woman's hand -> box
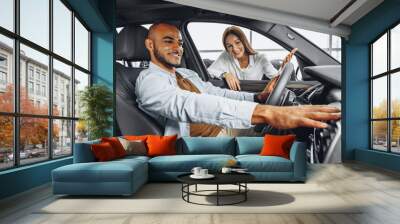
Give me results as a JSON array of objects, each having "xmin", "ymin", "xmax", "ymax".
[
  {"xmin": 223, "ymin": 72, "xmax": 241, "ymax": 91},
  {"xmin": 255, "ymin": 48, "xmax": 298, "ymax": 102},
  {"xmin": 279, "ymin": 48, "xmax": 298, "ymax": 71}
]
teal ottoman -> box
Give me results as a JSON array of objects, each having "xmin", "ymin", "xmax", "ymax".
[{"xmin": 52, "ymin": 156, "xmax": 148, "ymax": 196}]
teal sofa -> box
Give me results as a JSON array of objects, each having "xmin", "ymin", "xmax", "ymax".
[{"xmin": 52, "ymin": 137, "xmax": 306, "ymax": 196}]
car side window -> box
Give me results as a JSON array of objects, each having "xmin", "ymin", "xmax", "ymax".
[{"xmin": 187, "ymin": 22, "xmax": 299, "ymax": 80}]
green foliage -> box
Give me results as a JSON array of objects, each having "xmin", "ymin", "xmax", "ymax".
[{"xmin": 79, "ymin": 84, "xmax": 113, "ymax": 140}]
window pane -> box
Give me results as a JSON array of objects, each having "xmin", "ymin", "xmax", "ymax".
[
  {"xmin": 20, "ymin": 117, "xmax": 49, "ymax": 165},
  {"xmin": 53, "ymin": 119, "xmax": 72, "ymax": 158},
  {"xmin": 0, "ymin": 0, "xmax": 14, "ymax": 31},
  {"xmin": 391, "ymin": 72, "xmax": 400, "ymax": 118},
  {"xmin": 332, "ymin": 35, "xmax": 342, "ymax": 62},
  {"xmin": 391, "ymin": 24, "xmax": 400, "ymax": 70},
  {"xmin": 252, "ymin": 32, "xmax": 283, "ymax": 49},
  {"xmin": 332, "ymin": 35, "xmax": 342, "ymax": 49},
  {"xmin": 53, "ymin": 0, "xmax": 72, "ymax": 60},
  {"xmin": 252, "ymin": 32, "xmax": 299, "ymax": 70},
  {"xmin": 391, "ymin": 120, "xmax": 400, "ymax": 153},
  {"xmin": 372, "ymin": 76, "xmax": 387, "ymax": 119},
  {"xmin": 74, "ymin": 69, "xmax": 89, "ymax": 118},
  {"xmin": 53, "ymin": 59, "xmax": 72, "ymax": 117},
  {"xmin": 332, "ymin": 50, "xmax": 342, "ymax": 63},
  {"xmin": 75, "ymin": 18, "xmax": 89, "ymax": 70},
  {"xmin": 0, "ymin": 116, "xmax": 14, "ymax": 170},
  {"xmin": 372, "ymin": 121, "xmax": 388, "ymax": 151},
  {"xmin": 0, "ymin": 34, "xmax": 14, "ymax": 112},
  {"xmin": 75, "ymin": 120, "xmax": 88, "ymax": 143},
  {"xmin": 20, "ymin": 0, "xmax": 49, "ymax": 49},
  {"xmin": 293, "ymin": 27, "xmax": 342, "ymax": 62},
  {"xmin": 188, "ymin": 22, "xmax": 251, "ymax": 52},
  {"xmin": 372, "ymin": 33, "xmax": 387, "ymax": 76},
  {"xmin": 20, "ymin": 45, "xmax": 49, "ymax": 115}
]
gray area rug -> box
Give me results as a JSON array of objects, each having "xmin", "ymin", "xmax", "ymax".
[{"xmin": 38, "ymin": 183, "xmax": 362, "ymax": 214}]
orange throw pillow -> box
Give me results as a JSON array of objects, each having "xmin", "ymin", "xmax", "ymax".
[
  {"xmin": 91, "ymin": 142, "xmax": 118, "ymax": 161},
  {"xmin": 124, "ymin": 135, "xmax": 148, "ymax": 141},
  {"xmin": 101, "ymin": 137, "xmax": 127, "ymax": 158},
  {"xmin": 259, "ymin": 134, "xmax": 296, "ymax": 159},
  {"xmin": 146, "ymin": 135, "xmax": 177, "ymax": 157}
]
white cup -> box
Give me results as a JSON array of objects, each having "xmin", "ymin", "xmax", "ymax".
[
  {"xmin": 191, "ymin": 167, "xmax": 202, "ymax": 176},
  {"xmin": 221, "ymin": 167, "xmax": 232, "ymax": 174},
  {"xmin": 200, "ymin": 169, "xmax": 208, "ymax": 176}
]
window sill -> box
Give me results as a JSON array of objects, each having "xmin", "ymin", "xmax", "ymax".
[{"xmin": 0, "ymin": 156, "xmax": 72, "ymax": 175}]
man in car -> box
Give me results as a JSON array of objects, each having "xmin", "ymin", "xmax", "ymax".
[{"xmin": 135, "ymin": 22, "xmax": 340, "ymax": 137}]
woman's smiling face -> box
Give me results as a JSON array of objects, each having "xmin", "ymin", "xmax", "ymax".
[{"xmin": 225, "ymin": 34, "xmax": 245, "ymax": 59}]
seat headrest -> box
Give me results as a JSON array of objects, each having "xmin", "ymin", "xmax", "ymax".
[{"xmin": 116, "ymin": 25, "xmax": 150, "ymax": 61}]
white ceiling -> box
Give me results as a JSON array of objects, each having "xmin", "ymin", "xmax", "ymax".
[
  {"xmin": 166, "ymin": 0, "xmax": 384, "ymax": 37},
  {"xmin": 226, "ymin": 0, "xmax": 352, "ymax": 22}
]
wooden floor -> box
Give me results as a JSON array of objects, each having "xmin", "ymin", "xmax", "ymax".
[{"xmin": 1, "ymin": 162, "xmax": 400, "ymax": 224}]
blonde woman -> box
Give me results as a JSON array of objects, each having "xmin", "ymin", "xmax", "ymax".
[{"xmin": 208, "ymin": 26, "xmax": 294, "ymax": 91}]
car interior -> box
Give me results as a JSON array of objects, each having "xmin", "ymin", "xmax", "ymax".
[{"xmin": 115, "ymin": 0, "xmax": 342, "ymax": 163}]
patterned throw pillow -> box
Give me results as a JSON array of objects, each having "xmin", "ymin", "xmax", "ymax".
[{"xmin": 118, "ymin": 137, "xmax": 147, "ymax": 156}]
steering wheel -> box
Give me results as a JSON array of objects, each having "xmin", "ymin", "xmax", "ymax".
[
  {"xmin": 265, "ymin": 63, "xmax": 294, "ymax": 105},
  {"xmin": 254, "ymin": 63, "xmax": 295, "ymax": 134}
]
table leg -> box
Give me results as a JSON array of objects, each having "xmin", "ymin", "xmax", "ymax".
[
  {"xmin": 245, "ymin": 183, "xmax": 247, "ymax": 201},
  {"xmin": 217, "ymin": 184, "xmax": 219, "ymax": 206},
  {"xmin": 195, "ymin": 184, "xmax": 197, "ymax": 192},
  {"xmin": 181, "ymin": 184, "xmax": 183, "ymax": 199},
  {"xmin": 187, "ymin": 184, "xmax": 190, "ymax": 202}
]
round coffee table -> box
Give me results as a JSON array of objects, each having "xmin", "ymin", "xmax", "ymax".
[{"xmin": 177, "ymin": 173, "xmax": 255, "ymax": 206}]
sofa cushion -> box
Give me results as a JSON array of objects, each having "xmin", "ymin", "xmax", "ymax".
[
  {"xmin": 236, "ymin": 155, "xmax": 293, "ymax": 172},
  {"xmin": 179, "ymin": 137, "xmax": 235, "ymax": 155},
  {"xmin": 52, "ymin": 158, "xmax": 147, "ymax": 183},
  {"xmin": 148, "ymin": 154, "xmax": 235, "ymax": 172},
  {"xmin": 115, "ymin": 155, "xmax": 150, "ymax": 163},
  {"xmin": 235, "ymin": 137, "xmax": 263, "ymax": 155}
]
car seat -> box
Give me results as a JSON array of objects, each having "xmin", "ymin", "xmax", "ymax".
[{"xmin": 115, "ymin": 25, "xmax": 163, "ymax": 135}]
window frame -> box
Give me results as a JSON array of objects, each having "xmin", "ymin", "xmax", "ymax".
[
  {"xmin": 370, "ymin": 20, "xmax": 400, "ymax": 154},
  {"xmin": 0, "ymin": 53, "xmax": 7, "ymax": 87},
  {"xmin": 0, "ymin": 0, "xmax": 92, "ymax": 171}
]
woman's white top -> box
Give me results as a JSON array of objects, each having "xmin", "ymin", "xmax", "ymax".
[{"xmin": 207, "ymin": 51, "xmax": 278, "ymax": 80}]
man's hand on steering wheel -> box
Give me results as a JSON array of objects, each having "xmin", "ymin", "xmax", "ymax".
[
  {"xmin": 255, "ymin": 48, "xmax": 298, "ymax": 103},
  {"xmin": 256, "ymin": 75, "xmax": 279, "ymax": 102}
]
